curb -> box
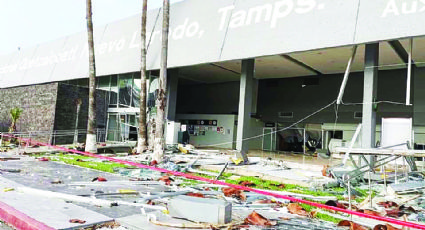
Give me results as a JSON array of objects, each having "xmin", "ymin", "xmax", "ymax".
[{"xmin": 0, "ymin": 201, "xmax": 55, "ymax": 230}]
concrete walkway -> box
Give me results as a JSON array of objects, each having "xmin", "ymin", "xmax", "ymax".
[{"xmin": 0, "ymin": 177, "xmax": 113, "ymax": 230}]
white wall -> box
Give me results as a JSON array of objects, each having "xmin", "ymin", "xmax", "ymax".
[
  {"xmin": 176, "ymin": 114, "xmax": 237, "ymax": 149},
  {"xmin": 247, "ymin": 118, "xmax": 264, "ymax": 150}
]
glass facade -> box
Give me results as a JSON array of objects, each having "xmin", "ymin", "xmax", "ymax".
[
  {"xmin": 61, "ymin": 72, "xmax": 155, "ymax": 142},
  {"xmin": 91, "ymin": 72, "xmax": 156, "ymax": 142}
]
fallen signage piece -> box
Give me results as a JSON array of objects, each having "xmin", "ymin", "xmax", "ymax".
[
  {"xmin": 388, "ymin": 181, "xmax": 425, "ymax": 195},
  {"xmin": 168, "ymin": 195, "xmax": 232, "ymax": 224}
]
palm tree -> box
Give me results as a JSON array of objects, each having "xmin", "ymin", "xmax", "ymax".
[
  {"xmin": 85, "ymin": 0, "xmax": 97, "ymax": 153},
  {"xmin": 137, "ymin": 0, "xmax": 148, "ymax": 153},
  {"xmin": 153, "ymin": 0, "xmax": 170, "ymax": 162},
  {"xmin": 8, "ymin": 107, "xmax": 23, "ymax": 133}
]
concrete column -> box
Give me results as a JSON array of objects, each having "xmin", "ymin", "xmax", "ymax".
[
  {"xmin": 252, "ymin": 79, "xmax": 259, "ymax": 114},
  {"xmin": 362, "ymin": 43, "xmax": 379, "ymax": 150},
  {"xmin": 166, "ymin": 69, "xmax": 179, "ymax": 121},
  {"xmin": 236, "ymin": 59, "xmax": 255, "ymax": 163},
  {"xmin": 413, "ymin": 67, "xmax": 425, "ymax": 126}
]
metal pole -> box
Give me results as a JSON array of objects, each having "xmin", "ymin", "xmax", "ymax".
[
  {"xmin": 395, "ymin": 159, "xmax": 398, "ymax": 184},
  {"xmin": 262, "ymin": 128, "xmax": 264, "ymax": 151},
  {"xmin": 28, "ymin": 131, "xmax": 31, "ymax": 148},
  {"xmin": 368, "ymin": 170, "xmax": 372, "ymax": 208},
  {"xmin": 18, "ymin": 134, "xmax": 21, "ymax": 150},
  {"xmin": 406, "ymin": 38, "xmax": 413, "ymax": 105},
  {"xmin": 271, "ymin": 128, "xmax": 273, "ymax": 152},
  {"xmin": 404, "ymin": 157, "xmax": 408, "ymax": 182},
  {"xmin": 347, "ymin": 175, "xmax": 352, "ymax": 220},
  {"xmin": 382, "ymin": 165, "xmax": 387, "ymax": 195},
  {"xmin": 303, "ymin": 128, "xmax": 306, "ymax": 154},
  {"xmin": 337, "ymin": 45, "xmax": 358, "ymax": 105},
  {"xmin": 343, "ymin": 124, "xmax": 362, "ymax": 165}
]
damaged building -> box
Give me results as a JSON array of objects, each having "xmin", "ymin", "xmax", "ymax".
[{"xmin": 1, "ymin": 0, "xmax": 425, "ymax": 154}]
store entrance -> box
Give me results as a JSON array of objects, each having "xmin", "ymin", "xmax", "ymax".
[{"xmin": 106, "ymin": 112, "xmax": 139, "ymax": 142}]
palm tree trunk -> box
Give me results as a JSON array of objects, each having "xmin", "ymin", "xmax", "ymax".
[
  {"xmin": 137, "ymin": 0, "xmax": 148, "ymax": 153},
  {"xmin": 85, "ymin": 0, "xmax": 97, "ymax": 153},
  {"xmin": 153, "ymin": 0, "xmax": 170, "ymax": 162}
]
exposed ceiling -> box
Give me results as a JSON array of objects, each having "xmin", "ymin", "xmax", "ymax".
[
  {"xmin": 179, "ymin": 37, "xmax": 425, "ymax": 84},
  {"xmin": 401, "ymin": 37, "xmax": 425, "ymax": 68}
]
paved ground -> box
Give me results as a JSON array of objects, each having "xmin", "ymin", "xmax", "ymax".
[{"xmin": 0, "ymin": 150, "xmax": 349, "ymax": 230}]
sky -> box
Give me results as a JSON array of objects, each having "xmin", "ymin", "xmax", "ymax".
[{"xmin": 0, "ymin": 0, "xmax": 183, "ymax": 55}]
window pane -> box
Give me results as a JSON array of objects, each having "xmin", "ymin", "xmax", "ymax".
[
  {"xmin": 132, "ymin": 78, "xmax": 141, "ymax": 107},
  {"xmin": 119, "ymin": 75, "xmax": 132, "ymax": 106},
  {"xmin": 110, "ymin": 75, "xmax": 118, "ymax": 87},
  {"xmin": 109, "ymin": 91, "xmax": 118, "ymax": 107},
  {"xmin": 107, "ymin": 114, "xmax": 118, "ymax": 141},
  {"xmin": 98, "ymin": 76, "xmax": 110, "ymax": 89}
]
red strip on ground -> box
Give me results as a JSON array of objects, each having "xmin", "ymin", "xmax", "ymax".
[
  {"xmin": 0, "ymin": 200, "xmax": 55, "ymax": 230},
  {"xmin": 3, "ymin": 133, "xmax": 425, "ymax": 230}
]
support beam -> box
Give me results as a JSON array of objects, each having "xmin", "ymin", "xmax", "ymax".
[
  {"xmin": 336, "ymin": 45, "xmax": 357, "ymax": 105},
  {"xmin": 236, "ymin": 59, "xmax": 255, "ymax": 163},
  {"xmin": 280, "ymin": 54, "xmax": 322, "ymax": 75},
  {"xmin": 362, "ymin": 43, "xmax": 379, "ymax": 152},
  {"xmin": 210, "ymin": 63, "xmax": 240, "ymax": 75},
  {"xmin": 166, "ymin": 69, "xmax": 179, "ymax": 121},
  {"xmin": 388, "ymin": 40, "xmax": 416, "ymax": 67},
  {"xmin": 406, "ymin": 38, "xmax": 413, "ymax": 106}
]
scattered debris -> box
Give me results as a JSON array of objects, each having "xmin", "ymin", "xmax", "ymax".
[
  {"xmin": 37, "ymin": 157, "xmax": 49, "ymax": 161},
  {"xmin": 239, "ymin": 181, "xmax": 256, "ymax": 187},
  {"xmin": 322, "ymin": 165, "xmax": 330, "ymax": 177},
  {"xmin": 373, "ymin": 224, "xmax": 401, "ymax": 230},
  {"xmin": 337, "ymin": 220, "xmax": 369, "ymax": 230},
  {"xmin": 3, "ymin": 188, "xmax": 14, "ymax": 192},
  {"xmin": 325, "ymin": 200, "xmax": 348, "ymax": 209},
  {"xmin": 222, "ymin": 187, "xmax": 246, "ymax": 201},
  {"xmin": 51, "ymin": 179, "xmax": 63, "ymax": 184},
  {"xmin": 3, "ymin": 140, "xmax": 425, "ymax": 230},
  {"xmin": 244, "ymin": 211, "xmax": 277, "ymax": 226},
  {"xmin": 0, "ymin": 168, "xmax": 21, "ymax": 173},
  {"xmin": 388, "ymin": 181, "xmax": 425, "ymax": 195},
  {"xmin": 118, "ymin": 189, "xmax": 138, "ymax": 194},
  {"xmin": 186, "ymin": 192, "xmax": 205, "ymax": 198},
  {"xmin": 168, "ymin": 195, "xmax": 232, "ymax": 224},
  {"xmin": 92, "ymin": 176, "xmax": 107, "ymax": 182},
  {"xmin": 69, "ymin": 219, "xmax": 86, "ymax": 224},
  {"xmin": 287, "ymin": 203, "xmax": 309, "ymax": 216},
  {"xmin": 0, "ymin": 157, "xmax": 20, "ymax": 161},
  {"xmin": 157, "ymin": 175, "xmax": 173, "ymax": 185}
]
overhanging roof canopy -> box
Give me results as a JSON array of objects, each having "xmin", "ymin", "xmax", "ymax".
[{"xmin": 1, "ymin": 0, "xmax": 425, "ymax": 88}]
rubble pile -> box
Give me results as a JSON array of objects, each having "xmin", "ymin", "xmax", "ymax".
[{"xmin": 1, "ymin": 139, "xmax": 425, "ymax": 229}]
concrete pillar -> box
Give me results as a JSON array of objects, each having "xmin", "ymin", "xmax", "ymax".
[
  {"xmin": 166, "ymin": 69, "xmax": 179, "ymax": 121},
  {"xmin": 252, "ymin": 79, "xmax": 259, "ymax": 114},
  {"xmin": 362, "ymin": 43, "xmax": 379, "ymax": 164},
  {"xmin": 413, "ymin": 68, "xmax": 425, "ymax": 126},
  {"xmin": 236, "ymin": 59, "xmax": 255, "ymax": 163}
]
